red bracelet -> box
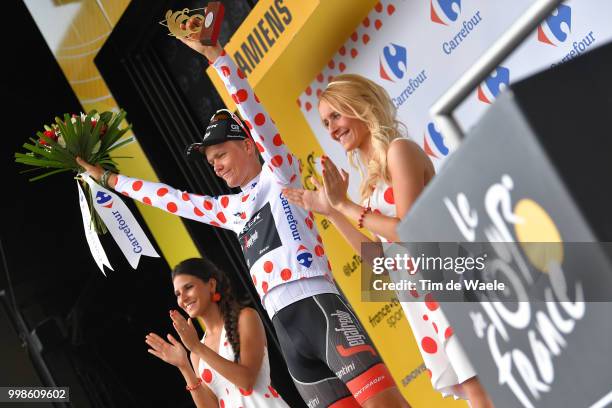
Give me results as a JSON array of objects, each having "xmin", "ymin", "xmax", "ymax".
[
  {"xmin": 358, "ymin": 206, "xmax": 371, "ymax": 229},
  {"xmin": 186, "ymin": 378, "xmax": 203, "ymax": 391}
]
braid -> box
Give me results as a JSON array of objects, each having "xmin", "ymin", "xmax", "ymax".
[
  {"xmin": 172, "ymin": 258, "xmax": 245, "ymax": 362},
  {"xmin": 217, "ymin": 276, "xmax": 243, "ymax": 362}
]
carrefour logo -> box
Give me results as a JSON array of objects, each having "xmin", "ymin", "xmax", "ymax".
[
  {"xmin": 379, "ymin": 43, "xmax": 428, "ymax": 108},
  {"xmin": 477, "ymin": 66, "xmax": 510, "ymax": 105},
  {"xmin": 430, "ymin": 0, "xmax": 461, "ymax": 25},
  {"xmin": 96, "ymin": 191, "xmax": 114, "ymax": 209},
  {"xmin": 539, "ymin": 4, "xmax": 596, "ymax": 68},
  {"xmin": 423, "ymin": 122, "xmax": 449, "ymax": 159},
  {"xmin": 296, "ymin": 244, "xmax": 313, "ymax": 268},
  {"xmin": 538, "ymin": 4, "xmax": 571, "ymax": 46},
  {"xmin": 379, "ymin": 43, "xmax": 407, "ymax": 83}
]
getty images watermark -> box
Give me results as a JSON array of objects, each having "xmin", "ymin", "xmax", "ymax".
[{"xmin": 361, "ymin": 242, "xmax": 608, "ymax": 303}]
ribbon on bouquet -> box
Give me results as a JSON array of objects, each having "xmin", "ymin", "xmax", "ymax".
[{"xmin": 78, "ymin": 174, "xmax": 159, "ymax": 272}]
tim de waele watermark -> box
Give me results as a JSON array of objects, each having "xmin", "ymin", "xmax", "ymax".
[{"xmin": 370, "ymin": 253, "xmax": 506, "ymax": 292}]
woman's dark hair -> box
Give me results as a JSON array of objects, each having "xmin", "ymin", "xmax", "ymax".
[{"xmin": 172, "ymin": 258, "xmax": 244, "ymax": 362}]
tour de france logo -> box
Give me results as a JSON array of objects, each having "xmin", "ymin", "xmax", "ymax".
[{"xmin": 513, "ymin": 198, "xmax": 563, "ymax": 274}]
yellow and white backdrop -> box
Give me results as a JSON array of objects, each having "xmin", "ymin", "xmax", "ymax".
[{"xmin": 23, "ymin": 0, "xmax": 612, "ymax": 406}]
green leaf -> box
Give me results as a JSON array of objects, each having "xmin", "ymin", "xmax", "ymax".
[{"xmin": 105, "ymin": 136, "xmax": 134, "ymax": 154}]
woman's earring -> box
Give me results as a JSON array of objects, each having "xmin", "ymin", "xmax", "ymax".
[{"xmin": 211, "ymin": 292, "xmax": 221, "ymax": 302}]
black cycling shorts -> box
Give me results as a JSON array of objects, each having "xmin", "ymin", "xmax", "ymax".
[{"xmin": 272, "ymin": 293, "xmax": 396, "ymax": 407}]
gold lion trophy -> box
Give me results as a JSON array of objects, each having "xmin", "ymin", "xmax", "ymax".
[{"xmin": 160, "ymin": 2, "xmax": 225, "ymax": 45}]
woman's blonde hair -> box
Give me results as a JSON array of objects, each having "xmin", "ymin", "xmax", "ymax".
[{"xmin": 319, "ymin": 74, "xmax": 405, "ymax": 201}]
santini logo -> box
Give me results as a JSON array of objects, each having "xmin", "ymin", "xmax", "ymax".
[{"xmin": 477, "ymin": 66, "xmax": 510, "ymax": 104}]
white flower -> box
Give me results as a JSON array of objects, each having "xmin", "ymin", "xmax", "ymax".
[{"xmin": 58, "ymin": 135, "xmax": 66, "ymax": 148}]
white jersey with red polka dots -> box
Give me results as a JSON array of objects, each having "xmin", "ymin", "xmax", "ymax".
[
  {"xmin": 368, "ymin": 174, "xmax": 476, "ymax": 399},
  {"xmin": 114, "ymin": 51, "xmax": 331, "ymax": 303},
  {"xmin": 198, "ymin": 326, "xmax": 289, "ymax": 408}
]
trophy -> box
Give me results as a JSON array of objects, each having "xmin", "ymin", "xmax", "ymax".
[{"xmin": 160, "ymin": 2, "xmax": 225, "ymax": 46}]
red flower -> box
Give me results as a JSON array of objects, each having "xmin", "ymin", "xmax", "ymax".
[
  {"xmin": 99, "ymin": 124, "xmax": 108, "ymax": 137},
  {"xmin": 91, "ymin": 120, "xmax": 97, "ymax": 128},
  {"xmin": 40, "ymin": 130, "xmax": 58, "ymax": 145}
]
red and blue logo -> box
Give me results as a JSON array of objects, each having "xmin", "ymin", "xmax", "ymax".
[
  {"xmin": 96, "ymin": 191, "xmax": 114, "ymax": 209},
  {"xmin": 477, "ymin": 66, "xmax": 510, "ymax": 104},
  {"xmin": 423, "ymin": 122, "xmax": 449, "ymax": 159},
  {"xmin": 379, "ymin": 43, "xmax": 407, "ymax": 83},
  {"xmin": 538, "ymin": 4, "xmax": 571, "ymax": 46},
  {"xmin": 296, "ymin": 244, "xmax": 313, "ymax": 268},
  {"xmin": 431, "ymin": 0, "xmax": 461, "ymax": 26}
]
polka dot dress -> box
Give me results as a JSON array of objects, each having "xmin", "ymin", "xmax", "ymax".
[
  {"xmin": 198, "ymin": 326, "xmax": 289, "ymax": 407},
  {"xmin": 368, "ymin": 178, "xmax": 476, "ymax": 399}
]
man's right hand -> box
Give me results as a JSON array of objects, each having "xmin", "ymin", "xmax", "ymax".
[{"xmin": 177, "ymin": 16, "xmax": 223, "ymax": 62}]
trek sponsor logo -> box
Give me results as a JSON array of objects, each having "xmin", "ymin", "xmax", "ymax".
[
  {"xmin": 335, "ymin": 362, "xmax": 356, "ymax": 379},
  {"xmin": 477, "ymin": 66, "xmax": 510, "ymax": 104},
  {"xmin": 423, "ymin": 122, "xmax": 449, "ymax": 159},
  {"xmin": 379, "ymin": 43, "xmax": 427, "ymax": 108},
  {"xmin": 243, "ymin": 230, "xmax": 259, "ymax": 249},
  {"xmin": 238, "ymin": 203, "xmax": 281, "ymax": 268},
  {"xmin": 279, "ymin": 193, "xmax": 300, "ymax": 241},
  {"xmin": 241, "ymin": 212, "xmax": 262, "ymax": 235},
  {"xmin": 111, "ymin": 210, "xmax": 143, "ymax": 253},
  {"xmin": 538, "ymin": 5, "xmax": 597, "ymax": 68},
  {"xmin": 96, "ymin": 191, "xmax": 114, "ymax": 208},
  {"xmin": 332, "ymin": 310, "xmax": 377, "ymax": 358},
  {"xmin": 537, "ymin": 4, "xmax": 571, "ymax": 46}
]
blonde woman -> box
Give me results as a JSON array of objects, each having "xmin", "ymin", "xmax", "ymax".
[{"xmin": 282, "ymin": 74, "xmax": 494, "ymax": 407}]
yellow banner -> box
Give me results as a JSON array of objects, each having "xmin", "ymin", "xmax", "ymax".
[{"xmin": 207, "ymin": 0, "xmax": 319, "ymax": 109}]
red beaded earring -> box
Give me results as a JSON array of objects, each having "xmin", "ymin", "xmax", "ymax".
[{"xmin": 211, "ymin": 292, "xmax": 221, "ymax": 302}]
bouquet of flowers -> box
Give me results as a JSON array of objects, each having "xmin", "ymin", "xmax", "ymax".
[{"xmin": 14, "ymin": 110, "xmax": 133, "ymax": 234}]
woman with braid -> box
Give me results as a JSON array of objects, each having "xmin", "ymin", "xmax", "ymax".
[{"xmin": 145, "ymin": 258, "xmax": 288, "ymax": 408}]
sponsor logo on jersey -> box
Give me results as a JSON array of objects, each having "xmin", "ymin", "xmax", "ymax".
[
  {"xmin": 238, "ymin": 203, "xmax": 281, "ymax": 268},
  {"xmin": 331, "ymin": 309, "xmax": 376, "ymax": 356}
]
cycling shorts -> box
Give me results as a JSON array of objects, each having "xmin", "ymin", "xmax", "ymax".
[{"xmin": 272, "ymin": 293, "xmax": 396, "ymax": 407}]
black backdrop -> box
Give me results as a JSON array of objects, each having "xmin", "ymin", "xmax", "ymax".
[{"xmin": 2, "ymin": 0, "xmax": 303, "ymax": 407}]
